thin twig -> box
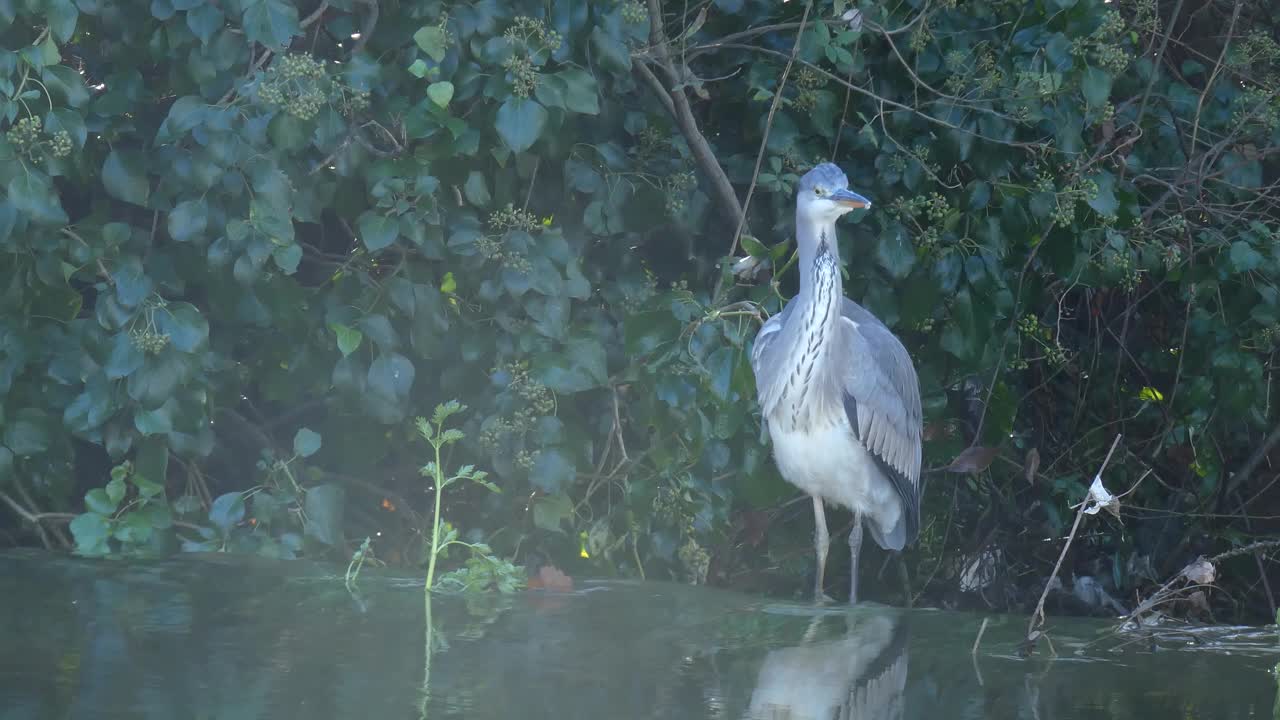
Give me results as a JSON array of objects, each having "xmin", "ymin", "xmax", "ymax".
[
  {"xmin": 611, "ymin": 385, "xmax": 630, "ymax": 461},
  {"xmin": 639, "ymin": 0, "xmax": 747, "ymax": 230},
  {"xmin": 300, "ymin": 0, "xmax": 330, "ymax": 28},
  {"xmin": 1026, "ymin": 434, "xmax": 1122, "ymax": 647},
  {"xmin": 1129, "ymin": 0, "xmax": 1186, "ymax": 138},
  {"xmin": 726, "ymin": 0, "xmax": 813, "ymax": 263},
  {"xmin": 971, "ymin": 617, "xmax": 990, "ymax": 655},
  {"xmin": 1224, "ymin": 422, "xmax": 1280, "ymax": 496}
]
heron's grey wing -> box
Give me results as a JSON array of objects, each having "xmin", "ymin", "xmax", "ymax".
[
  {"xmin": 839, "ymin": 299, "xmax": 923, "ymax": 545},
  {"xmin": 749, "ymin": 300, "xmax": 795, "ymax": 419}
]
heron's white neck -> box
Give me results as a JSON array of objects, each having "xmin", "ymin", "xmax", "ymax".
[{"xmin": 795, "ymin": 213, "xmax": 842, "ymax": 300}]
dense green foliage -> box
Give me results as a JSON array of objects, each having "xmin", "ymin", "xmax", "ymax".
[{"xmin": 1, "ymin": 0, "xmax": 1278, "ymax": 618}]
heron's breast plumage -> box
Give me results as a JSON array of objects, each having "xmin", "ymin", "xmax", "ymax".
[
  {"xmin": 773, "ymin": 239, "xmax": 842, "ymax": 433},
  {"xmin": 759, "ymin": 236, "xmax": 907, "ymax": 547}
]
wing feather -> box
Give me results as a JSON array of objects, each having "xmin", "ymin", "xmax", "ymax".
[
  {"xmin": 838, "ymin": 300, "xmax": 923, "ymax": 545},
  {"xmin": 748, "ymin": 300, "xmax": 795, "ymax": 419}
]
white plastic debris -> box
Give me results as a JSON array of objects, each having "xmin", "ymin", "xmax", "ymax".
[
  {"xmin": 732, "ymin": 254, "xmax": 764, "ymax": 280},
  {"xmin": 1080, "ymin": 474, "xmax": 1121, "ymax": 520},
  {"xmin": 841, "ymin": 8, "xmax": 863, "ymax": 31}
]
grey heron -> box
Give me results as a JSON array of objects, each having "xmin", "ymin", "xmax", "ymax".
[{"xmin": 749, "ymin": 163, "xmax": 923, "ymax": 604}]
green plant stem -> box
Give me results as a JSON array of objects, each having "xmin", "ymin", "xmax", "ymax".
[{"xmin": 425, "ymin": 434, "xmax": 444, "ymax": 593}]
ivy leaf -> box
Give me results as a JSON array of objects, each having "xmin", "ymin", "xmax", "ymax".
[
  {"xmin": 533, "ymin": 493, "xmax": 573, "ymax": 532},
  {"xmin": 156, "ymin": 96, "xmax": 207, "ymax": 144},
  {"xmin": 105, "ymin": 331, "xmax": 145, "ymax": 379},
  {"xmin": 413, "ymin": 26, "xmax": 448, "ymax": 61},
  {"xmin": 46, "ymin": 0, "xmax": 79, "ymax": 43},
  {"xmin": 111, "ymin": 256, "xmax": 152, "ymax": 307},
  {"xmin": 113, "ymin": 511, "xmax": 155, "ymax": 544},
  {"xmin": 358, "ymin": 313, "xmax": 398, "ymax": 351},
  {"xmin": 589, "ymin": 26, "xmax": 631, "ymax": 74},
  {"xmin": 127, "ymin": 352, "xmax": 187, "ymax": 409},
  {"xmin": 186, "ymin": 3, "xmax": 225, "ymax": 43},
  {"xmin": 241, "ymin": 0, "xmax": 299, "ymax": 49},
  {"xmin": 8, "ymin": 172, "xmax": 69, "ymax": 225},
  {"xmin": 740, "ymin": 235, "xmax": 768, "ymax": 258},
  {"xmin": 293, "ymin": 427, "xmax": 322, "ymax": 458},
  {"xmin": 103, "ymin": 150, "xmax": 150, "ymax": 207},
  {"xmin": 106, "ymin": 476, "xmax": 126, "ymax": 505},
  {"xmin": 1081, "ymin": 66, "xmax": 1112, "ymax": 107},
  {"xmin": 85, "ymin": 487, "xmax": 119, "ymax": 515},
  {"xmin": 529, "ymin": 450, "xmax": 575, "ymax": 494},
  {"xmin": 357, "ymin": 210, "xmax": 399, "ymax": 252},
  {"xmin": 495, "ymin": 98, "xmax": 548, "ymax": 154},
  {"xmin": 1086, "ymin": 171, "xmax": 1119, "ymax": 218},
  {"xmin": 331, "ymin": 323, "xmax": 363, "ymax": 357},
  {"xmin": 63, "ymin": 382, "xmax": 112, "ymax": 434},
  {"xmin": 565, "ymin": 259, "xmax": 591, "ymax": 300},
  {"xmin": 533, "ymin": 337, "xmax": 608, "ymax": 394},
  {"xmin": 368, "ymin": 352, "xmax": 416, "ymax": 400},
  {"xmin": 209, "ymin": 491, "xmax": 245, "ymax": 532},
  {"xmin": 706, "ymin": 347, "xmax": 736, "ymax": 404},
  {"xmin": 41, "ymin": 65, "xmax": 88, "ymax": 109},
  {"xmin": 268, "ymin": 112, "xmax": 310, "ymax": 151},
  {"xmin": 155, "ymin": 302, "xmax": 209, "ymax": 352},
  {"xmin": 427, "ymin": 81, "xmax": 454, "ymax": 108},
  {"xmin": 304, "ymin": 483, "xmax": 345, "ymax": 546},
  {"xmin": 134, "ymin": 397, "xmax": 177, "ymax": 435},
  {"xmin": 876, "ymin": 227, "xmax": 916, "ymax": 279},
  {"xmin": 464, "ymin": 171, "xmax": 491, "ymax": 207},
  {"xmin": 939, "ymin": 287, "xmax": 979, "ymax": 361},
  {"xmin": 272, "ymin": 242, "xmax": 302, "ymax": 274},
  {"xmin": 70, "ymin": 513, "xmax": 110, "ymax": 555},
  {"xmin": 1229, "ymin": 241, "xmax": 1262, "ymax": 273},
  {"xmin": 556, "ymin": 68, "xmax": 600, "ymax": 115},
  {"xmin": 167, "ymin": 198, "xmax": 208, "ymax": 242},
  {"xmin": 5, "ymin": 412, "xmax": 51, "ymax": 455}
]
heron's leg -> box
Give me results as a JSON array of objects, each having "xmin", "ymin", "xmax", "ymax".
[
  {"xmin": 812, "ymin": 496, "xmax": 831, "ymax": 603},
  {"xmin": 848, "ymin": 511, "xmax": 864, "ymax": 604}
]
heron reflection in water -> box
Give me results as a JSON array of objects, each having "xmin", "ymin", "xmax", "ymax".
[{"xmin": 746, "ymin": 607, "xmax": 908, "ymax": 720}]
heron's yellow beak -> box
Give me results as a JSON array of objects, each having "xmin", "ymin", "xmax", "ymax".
[{"xmin": 831, "ymin": 188, "xmax": 872, "ymax": 209}]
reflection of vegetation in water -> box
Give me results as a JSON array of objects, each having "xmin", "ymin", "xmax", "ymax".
[
  {"xmin": 420, "ymin": 594, "xmax": 435, "ymax": 720},
  {"xmin": 344, "ymin": 536, "xmax": 375, "ymax": 593},
  {"xmin": 415, "ymin": 400, "xmax": 525, "ymax": 594}
]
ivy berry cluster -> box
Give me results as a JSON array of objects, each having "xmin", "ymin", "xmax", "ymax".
[{"xmin": 7, "ymin": 116, "xmax": 72, "ymax": 163}]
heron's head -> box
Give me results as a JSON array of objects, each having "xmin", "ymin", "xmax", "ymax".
[{"xmin": 796, "ymin": 163, "xmax": 871, "ymax": 224}]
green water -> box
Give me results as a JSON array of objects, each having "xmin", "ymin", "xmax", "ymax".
[{"xmin": 1, "ymin": 550, "xmax": 1276, "ymax": 719}]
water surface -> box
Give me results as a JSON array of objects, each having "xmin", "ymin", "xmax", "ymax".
[{"xmin": 1, "ymin": 550, "xmax": 1276, "ymax": 719}]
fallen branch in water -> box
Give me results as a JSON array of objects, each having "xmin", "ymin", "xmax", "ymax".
[
  {"xmin": 971, "ymin": 616, "xmax": 989, "ymax": 655},
  {"xmin": 1022, "ymin": 434, "xmax": 1123, "ymax": 657},
  {"xmin": 1118, "ymin": 537, "xmax": 1280, "ymax": 630}
]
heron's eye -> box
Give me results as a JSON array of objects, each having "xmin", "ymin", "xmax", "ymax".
[{"xmin": 814, "ymin": 187, "xmax": 825, "ymax": 197}]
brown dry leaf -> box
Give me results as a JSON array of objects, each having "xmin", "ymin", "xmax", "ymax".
[
  {"xmin": 1187, "ymin": 589, "xmax": 1211, "ymax": 614},
  {"xmin": 528, "ymin": 564, "xmax": 574, "ymax": 593},
  {"xmin": 1180, "ymin": 557, "xmax": 1216, "ymax": 586},
  {"xmin": 1025, "ymin": 448, "xmax": 1040, "ymax": 484},
  {"xmin": 946, "ymin": 445, "xmax": 998, "ymax": 474}
]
